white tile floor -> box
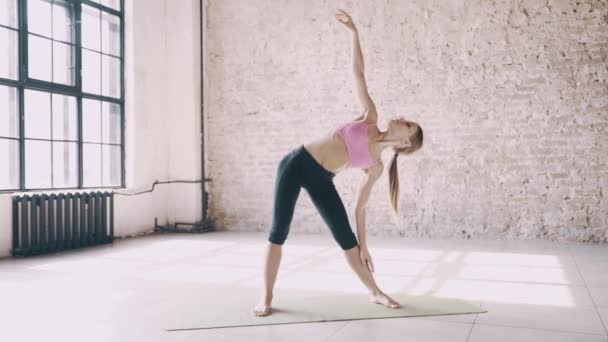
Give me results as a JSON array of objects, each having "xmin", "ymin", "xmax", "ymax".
[{"xmin": 0, "ymin": 231, "xmax": 607, "ymax": 342}]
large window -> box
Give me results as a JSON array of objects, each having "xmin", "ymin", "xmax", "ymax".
[{"xmin": 0, "ymin": 0, "xmax": 124, "ymax": 192}]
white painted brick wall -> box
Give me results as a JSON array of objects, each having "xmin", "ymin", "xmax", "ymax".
[{"xmin": 203, "ymin": 0, "xmax": 608, "ymax": 242}]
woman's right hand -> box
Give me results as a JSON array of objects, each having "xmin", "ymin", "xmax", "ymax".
[{"xmin": 335, "ymin": 9, "xmax": 356, "ymax": 31}]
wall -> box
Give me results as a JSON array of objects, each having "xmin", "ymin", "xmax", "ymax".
[
  {"xmin": 0, "ymin": 0, "xmax": 202, "ymax": 258},
  {"xmin": 119, "ymin": 0, "xmax": 202, "ymax": 235},
  {"xmin": 203, "ymin": 0, "xmax": 608, "ymax": 242}
]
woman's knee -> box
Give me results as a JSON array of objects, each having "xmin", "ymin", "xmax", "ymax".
[
  {"xmin": 268, "ymin": 227, "xmax": 289, "ymax": 245},
  {"xmin": 338, "ymin": 234, "xmax": 359, "ymax": 251}
]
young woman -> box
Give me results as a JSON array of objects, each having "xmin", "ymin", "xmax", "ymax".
[{"xmin": 253, "ymin": 9, "xmax": 424, "ymax": 317}]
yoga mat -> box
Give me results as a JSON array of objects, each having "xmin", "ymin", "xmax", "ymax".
[{"xmin": 164, "ymin": 292, "xmax": 487, "ymax": 331}]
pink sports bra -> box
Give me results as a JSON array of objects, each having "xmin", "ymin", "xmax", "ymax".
[{"xmin": 335, "ymin": 120, "xmax": 378, "ymax": 169}]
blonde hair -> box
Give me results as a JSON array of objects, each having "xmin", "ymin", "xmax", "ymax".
[{"xmin": 388, "ymin": 125, "xmax": 423, "ymax": 221}]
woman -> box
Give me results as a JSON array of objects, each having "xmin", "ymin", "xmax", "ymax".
[{"xmin": 253, "ymin": 9, "xmax": 424, "ymax": 317}]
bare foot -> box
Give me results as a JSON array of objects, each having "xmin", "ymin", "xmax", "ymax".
[
  {"xmin": 370, "ymin": 291, "xmax": 401, "ymax": 309},
  {"xmin": 253, "ymin": 295, "xmax": 273, "ymax": 317}
]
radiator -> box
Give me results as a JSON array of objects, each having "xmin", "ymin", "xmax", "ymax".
[{"xmin": 12, "ymin": 191, "xmax": 114, "ymax": 257}]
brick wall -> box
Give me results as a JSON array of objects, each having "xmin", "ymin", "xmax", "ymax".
[{"xmin": 203, "ymin": 0, "xmax": 608, "ymax": 242}]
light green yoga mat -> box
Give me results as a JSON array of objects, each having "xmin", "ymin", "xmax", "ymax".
[{"xmin": 165, "ymin": 292, "xmax": 487, "ymax": 331}]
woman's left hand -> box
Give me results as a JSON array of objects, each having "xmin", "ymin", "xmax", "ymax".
[{"xmin": 360, "ymin": 247, "xmax": 375, "ymax": 273}]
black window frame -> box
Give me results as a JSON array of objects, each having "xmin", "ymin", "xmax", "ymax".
[{"xmin": 0, "ymin": 0, "xmax": 125, "ymax": 193}]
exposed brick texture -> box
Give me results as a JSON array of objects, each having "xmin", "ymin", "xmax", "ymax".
[{"xmin": 203, "ymin": 0, "xmax": 608, "ymax": 242}]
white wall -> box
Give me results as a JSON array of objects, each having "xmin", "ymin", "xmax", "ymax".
[{"xmin": 0, "ymin": 0, "xmax": 202, "ymax": 258}]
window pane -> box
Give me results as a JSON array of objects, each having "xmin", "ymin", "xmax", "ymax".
[
  {"xmin": 53, "ymin": 41, "xmax": 75, "ymax": 85},
  {"xmin": 0, "ymin": 85, "xmax": 18, "ymax": 138},
  {"xmin": 82, "ymin": 49, "xmax": 101, "ymax": 94},
  {"xmin": 102, "ymin": 55, "xmax": 120, "ymax": 98},
  {"xmin": 87, "ymin": 0, "xmax": 121, "ymax": 9},
  {"xmin": 25, "ymin": 139, "xmax": 52, "ymax": 189},
  {"xmin": 25, "ymin": 89, "xmax": 51, "ymax": 139},
  {"xmin": 28, "ymin": 34, "xmax": 52, "ymax": 82},
  {"xmin": 0, "ymin": 138, "xmax": 19, "ymax": 190},
  {"xmin": 0, "ymin": 27, "xmax": 18, "ymax": 80},
  {"xmin": 27, "ymin": 0, "xmax": 52, "ymax": 38},
  {"xmin": 52, "ymin": 94, "xmax": 77, "ymax": 141},
  {"xmin": 102, "ymin": 102, "xmax": 120, "ymax": 144},
  {"xmin": 102, "ymin": 0, "xmax": 120, "ymax": 11},
  {"xmin": 83, "ymin": 98, "xmax": 101, "ymax": 143},
  {"xmin": 52, "ymin": 141, "xmax": 77, "ymax": 187},
  {"xmin": 52, "ymin": 0, "xmax": 74, "ymax": 43},
  {"xmin": 102, "ymin": 144, "xmax": 120, "ymax": 186},
  {"xmin": 101, "ymin": 12, "xmax": 120, "ymax": 56},
  {"xmin": 83, "ymin": 143, "xmax": 101, "ymax": 187},
  {"xmin": 0, "ymin": 0, "xmax": 18, "ymax": 28},
  {"xmin": 81, "ymin": 5, "xmax": 100, "ymax": 51}
]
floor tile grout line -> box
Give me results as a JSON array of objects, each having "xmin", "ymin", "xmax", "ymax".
[
  {"xmin": 258, "ymin": 268, "xmax": 591, "ymax": 288},
  {"xmin": 320, "ymin": 316, "xmax": 477, "ymax": 342},
  {"xmin": 472, "ymin": 321, "xmax": 608, "ymax": 337},
  {"xmin": 226, "ymin": 247, "xmax": 342, "ymax": 287},
  {"xmin": 321, "ymin": 320, "xmax": 350, "ymax": 342},
  {"xmin": 566, "ymin": 244, "xmax": 608, "ymax": 336},
  {"xmin": 465, "ymin": 321, "xmax": 475, "ymax": 342},
  {"xmin": 465, "ymin": 312, "xmax": 480, "ymax": 342}
]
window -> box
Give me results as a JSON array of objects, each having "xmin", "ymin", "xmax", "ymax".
[{"xmin": 0, "ymin": 0, "xmax": 124, "ymax": 191}]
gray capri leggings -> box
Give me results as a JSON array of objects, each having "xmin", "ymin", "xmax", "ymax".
[{"xmin": 268, "ymin": 145, "xmax": 359, "ymax": 250}]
